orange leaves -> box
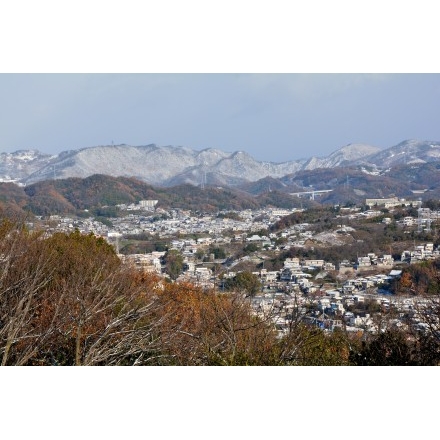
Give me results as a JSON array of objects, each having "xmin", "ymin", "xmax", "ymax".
[
  {"xmin": 400, "ymin": 272, "xmax": 413, "ymax": 289},
  {"xmin": 0, "ymin": 223, "xmax": 162, "ymax": 365},
  {"xmin": 150, "ymin": 281, "xmax": 280, "ymax": 365}
]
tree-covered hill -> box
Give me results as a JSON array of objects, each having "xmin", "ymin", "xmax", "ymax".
[{"xmin": 1, "ymin": 175, "xmax": 299, "ymax": 217}]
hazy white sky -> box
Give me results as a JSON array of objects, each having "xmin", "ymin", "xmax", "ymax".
[
  {"xmin": 1, "ymin": 2, "xmax": 439, "ymax": 163},
  {"xmin": 1, "ymin": 73, "xmax": 439, "ymax": 162}
]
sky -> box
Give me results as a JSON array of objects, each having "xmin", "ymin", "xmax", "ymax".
[
  {"xmin": 2, "ymin": 73, "xmax": 439, "ymax": 162},
  {"xmin": 1, "ymin": 2, "xmax": 440, "ymax": 164}
]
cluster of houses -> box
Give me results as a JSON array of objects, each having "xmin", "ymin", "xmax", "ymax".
[
  {"xmin": 116, "ymin": 200, "xmax": 158, "ymax": 211},
  {"xmin": 104, "ymin": 207, "xmax": 299, "ymax": 239},
  {"xmin": 401, "ymin": 243, "xmax": 439, "ymax": 263},
  {"xmin": 252, "ymin": 277, "xmax": 438, "ymax": 337},
  {"xmin": 31, "ymin": 198, "xmax": 440, "ymax": 337},
  {"xmin": 116, "ymin": 241, "xmax": 440, "ymax": 337},
  {"xmin": 365, "ymin": 197, "xmax": 422, "ymax": 209}
]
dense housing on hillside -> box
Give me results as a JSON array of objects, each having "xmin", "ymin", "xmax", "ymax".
[{"xmin": 27, "ymin": 195, "xmax": 439, "ymax": 351}]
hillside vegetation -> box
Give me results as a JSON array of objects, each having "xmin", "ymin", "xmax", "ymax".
[
  {"xmin": 0, "ymin": 175, "xmax": 307, "ymax": 217},
  {"xmin": 1, "ymin": 156, "xmax": 440, "ymax": 217}
]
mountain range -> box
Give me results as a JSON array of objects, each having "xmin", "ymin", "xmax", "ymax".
[{"xmin": 2, "ymin": 139, "xmax": 440, "ymax": 188}]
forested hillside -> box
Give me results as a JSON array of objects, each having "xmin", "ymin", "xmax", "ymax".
[
  {"xmin": 2, "ymin": 157, "xmax": 440, "ymax": 217},
  {"xmin": 0, "ymin": 175, "xmax": 309, "ymax": 217}
]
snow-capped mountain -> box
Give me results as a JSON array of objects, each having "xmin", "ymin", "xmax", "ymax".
[
  {"xmin": 0, "ymin": 150, "xmax": 54, "ymax": 184},
  {"xmin": 366, "ymin": 140, "xmax": 440, "ymax": 167},
  {"xmin": 23, "ymin": 144, "xmax": 310, "ymax": 186},
  {"xmin": 300, "ymin": 143, "xmax": 381, "ymax": 171},
  {"xmin": 1, "ymin": 139, "xmax": 439, "ymax": 187}
]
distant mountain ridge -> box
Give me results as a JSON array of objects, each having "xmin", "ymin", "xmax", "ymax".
[{"xmin": 1, "ymin": 139, "xmax": 439, "ymax": 187}]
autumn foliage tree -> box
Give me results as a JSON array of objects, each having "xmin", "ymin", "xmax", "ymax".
[
  {"xmin": 151, "ymin": 281, "xmax": 281, "ymax": 365},
  {"xmin": 0, "ymin": 219, "xmax": 57, "ymax": 365},
  {"xmin": 0, "ymin": 221, "xmax": 163, "ymax": 365}
]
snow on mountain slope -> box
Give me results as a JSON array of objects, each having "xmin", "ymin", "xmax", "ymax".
[
  {"xmin": 3, "ymin": 139, "xmax": 438, "ymax": 187},
  {"xmin": 0, "ymin": 150, "xmax": 54, "ymax": 183},
  {"xmin": 367, "ymin": 140, "xmax": 440, "ymax": 167},
  {"xmin": 25, "ymin": 144, "xmax": 307, "ymax": 186}
]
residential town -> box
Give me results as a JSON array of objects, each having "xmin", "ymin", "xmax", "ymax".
[{"xmin": 31, "ymin": 197, "xmax": 440, "ymax": 340}]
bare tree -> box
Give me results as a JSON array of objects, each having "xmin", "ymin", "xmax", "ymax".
[
  {"xmin": 0, "ymin": 220, "xmax": 61, "ymax": 365},
  {"xmin": 0, "ymin": 223, "xmax": 166, "ymax": 366}
]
